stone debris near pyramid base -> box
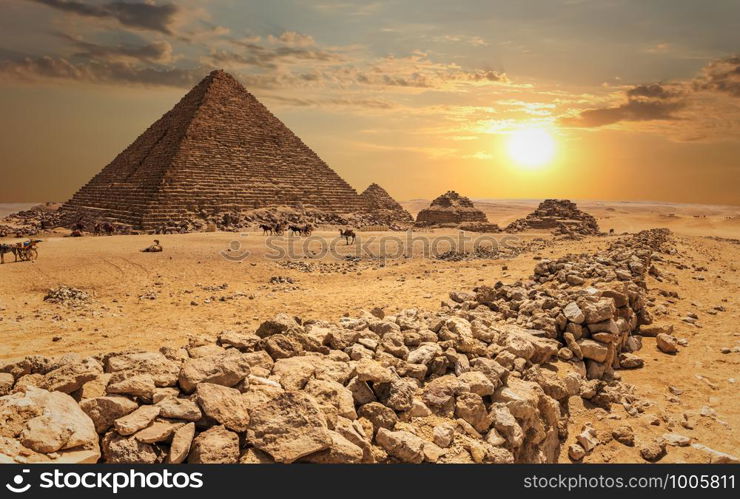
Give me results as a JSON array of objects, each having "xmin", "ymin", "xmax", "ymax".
[
  {"xmin": 0, "ymin": 228, "xmax": 701, "ymax": 464},
  {"xmin": 505, "ymin": 199, "xmax": 600, "ymax": 238},
  {"xmin": 56, "ymin": 70, "xmax": 408, "ymax": 232}
]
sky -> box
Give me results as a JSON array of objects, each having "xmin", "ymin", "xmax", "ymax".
[{"xmin": 0, "ymin": 0, "xmax": 738, "ymax": 205}]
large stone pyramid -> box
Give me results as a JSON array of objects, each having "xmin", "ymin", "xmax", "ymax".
[{"xmin": 61, "ymin": 70, "xmax": 368, "ymax": 229}]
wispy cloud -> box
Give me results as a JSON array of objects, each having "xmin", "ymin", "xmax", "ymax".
[
  {"xmin": 560, "ymin": 56, "xmax": 740, "ymax": 139},
  {"xmin": 28, "ymin": 0, "xmax": 181, "ymax": 35}
]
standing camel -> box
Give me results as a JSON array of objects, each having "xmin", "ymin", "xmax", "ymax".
[{"xmin": 339, "ymin": 228, "xmax": 356, "ymax": 245}]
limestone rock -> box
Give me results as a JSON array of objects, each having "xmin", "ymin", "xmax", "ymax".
[
  {"xmin": 106, "ymin": 352, "xmax": 179, "ymax": 387},
  {"xmin": 168, "ymin": 422, "xmax": 195, "ymax": 464},
  {"xmin": 41, "ymin": 357, "xmax": 103, "ymax": 394},
  {"xmin": 656, "ymin": 333, "xmax": 679, "ymax": 354},
  {"xmin": 640, "ymin": 439, "xmax": 667, "ymax": 462},
  {"xmin": 302, "ymin": 430, "xmax": 364, "ymax": 464},
  {"xmin": 178, "ymin": 351, "xmax": 251, "ymax": 393},
  {"xmin": 0, "ymin": 386, "xmax": 100, "ymax": 463},
  {"xmin": 246, "ymin": 391, "xmax": 332, "ymax": 463},
  {"xmin": 113, "ymin": 405, "xmax": 160, "ymax": 436},
  {"xmin": 102, "ymin": 432, "xmax": 158, "ymax": 464},
  {"xmin": 188, "ymin": 425, "xmax": 239, "ymax": 464},
  {"xmin": 195, "ymin": 383, "xmax": 250, "ymax": 432},
  {"xmin": 79, "ymin": 396, "xmax": 139, "ymax": 433},
  {"xmin": 375, "ymin": 428, "xmax": 425, "ymax": 463}
]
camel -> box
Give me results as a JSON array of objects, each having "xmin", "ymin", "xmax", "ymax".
[
  {"xmin": 339, "ymin": 228, "xmax": 356, "ymax": 245},
  {"xmin": 141, "ymin": 239, "xmax": 163, "ymax": 253}
]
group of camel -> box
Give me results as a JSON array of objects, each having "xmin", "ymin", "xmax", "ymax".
[
  {"xmin": 259, "ymin": 223, "xmax": 357, "ymax": 244},
  {"xmin": 0, "ymin": 239, "xmax": 41, "ymax": 264},
  {"xmin": 70, "ymin": 220, "xmax": 116, "ymax": 237},
  {"xmin": 259, "ymin": 222, "xmax": 314, "ymax": 237}
]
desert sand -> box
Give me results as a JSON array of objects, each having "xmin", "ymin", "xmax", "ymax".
[{"xmin": 1, "ymin": 199, "xmax": 739, "ymax": 463}]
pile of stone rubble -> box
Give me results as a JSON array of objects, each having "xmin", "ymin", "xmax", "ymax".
[
  {"xmin": 1, "ymin": 203, "xmax": 63, "ymax": 237},
  {"xmin": 0, "ymin": 229, "xmax": 678, "ymax": 465},
  {"xmin": 505, "ymin": 199, "xmax": 600, "ymax": 237},
  {"xmin": 43, "ymin": 286, "xmax": 92, "ymax": 307},
  {"xmin": 465, "ymin": 229, "xmax": 675, "ymax": 380}
]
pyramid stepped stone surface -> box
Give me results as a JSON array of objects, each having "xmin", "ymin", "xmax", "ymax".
[
  {"xmin": 505, "ymin": 199, "xmax": 600, "ymax": 235},
  {"xmin": 61, "ymin": 70, "xmax": 369, "ymax": 229},
  {"xmin": 415, "ymin": 191, "xmax": 488, "ymax": 225},
  {"xmin": 359, "ymin": 183, "xmax": 413, "ymax": 223}
]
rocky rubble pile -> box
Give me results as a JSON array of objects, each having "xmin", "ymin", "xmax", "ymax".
[
  {"xmin": 43, "ymin": 286, "xmax": 92, "ymax": 307},
  {"xmin": 505, "ymin": 199, "xmax": 600, "ymax": 237},
  {"xmin": 143, "ymin": 206, "xmax": 413, "ymax": 235},
  {"xmin": 1, "ymin": 303, "xmax": 602, "ymax": 464},
  {"xmin": 461, "ymin": 229, "xmax": 674, "ymax": 381},
  {"xmin": 1, "ymin": 203, "xmax": 63, "ymax": 236},
  {"xmin": 416, "ymin": 191, "xmax": 488, "ymax": 226}
]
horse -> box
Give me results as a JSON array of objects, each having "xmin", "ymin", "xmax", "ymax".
[
  {"xmin": 259, "ymin": 224, "xmax": 273, "ymax": 235},
  {"xmin": 289, "ymin": 224, "xmax": 303, "ymax": 236},
  {"xmin": 273, "ymin": 222, "xmax": 286, "ymax": 236},
  {"xmin": 301, "ymin": 224, "xmax": 313, "ymax": 236},
  {"xmin": 101, "ymin": 222, "xmax": 115, "ymax": 236},
  {"xmin": 339, "ymin": 228, "xmax": 356, "ymax": 245}
]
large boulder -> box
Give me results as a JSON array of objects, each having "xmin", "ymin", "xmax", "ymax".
[
  {"xmin": 178, "ymin": 351, "xmax": 251, "ymax": 393},
  {"xmin": 195, "ymin": 383, "xmax": 250, "ymax": 432},
  {"xmin": 105, "ymin": 352, "xmax": 180, "ymax": 387},
  {"xmin": 246, "ymin": 391, "xmax": 332, "ymax": 463},
  {"xmin": 188, "ymin": 425, "xmax": 240, "ymax": 464},
  {"xmin": 79, "ymin": 396, "xmax": 139, "ymax": 433},
  {"xmin": 0, "ymin": 386, "xmax": 100, "ymax": 463}
]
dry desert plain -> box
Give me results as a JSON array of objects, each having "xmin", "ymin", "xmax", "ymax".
[{"xmin": 1, "ymin": 199, "xmax": 739, "ymax": 463}]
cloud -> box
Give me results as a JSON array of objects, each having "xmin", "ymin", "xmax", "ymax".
[
  {"xmin": 626, "ymin": 83, "xmax": 677, "ymax": 100},
  {"xmin": 559, "ymin": 56, "xmax": 740, "ymax": 140},
  {"xmin": 694, "ymin": 55, "xmax": 740, "ymax": 97},
  {"xmin": 58, "ymin": 33, "xmax": 175, "ymax": 64},
  {"xmin": 28, "ymin": 0, "xmax": 180, "ymax": 35},
  {"xmin": 0, "ymin": 55, "xmax": 206, "ymax": 87},
  {"xmin": 562, "ymin": 79, "xmax": 687, "ymax": 127},
  {"xmin": 266, "ymin": 94, "xmax": 396, "ymax": 110},
  {"xmin": 562, "ymin": 98, "xmax": 685, "ymax": 127}
]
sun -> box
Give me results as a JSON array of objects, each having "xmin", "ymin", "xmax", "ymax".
[{"xmin": 506, "ymin": 127, "xmax": 556, "ymax": 168}]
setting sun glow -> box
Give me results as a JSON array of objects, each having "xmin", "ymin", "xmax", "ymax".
[{"xmin": 506, "ymin": 128, "xmax": 556, "ymax": 169}]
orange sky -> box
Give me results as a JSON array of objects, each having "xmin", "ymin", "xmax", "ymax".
[{"xmin": 0, "ymin": 0, "xmax": 738, "ymax": 205}]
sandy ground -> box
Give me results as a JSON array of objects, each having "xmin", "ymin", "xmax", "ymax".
[{"xmin": 1, "ymin": 200, "xmax": 739, "ymax": 463}]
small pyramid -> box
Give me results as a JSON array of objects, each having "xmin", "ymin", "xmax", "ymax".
[
  {"xmin": 416, "ymin": 191, "xmax": 488, "ymax": 225},
  {"xmin": 61, "ymin": 70, "xmax": 367, "ymax": 229},
  {"xmin": 505, "ymin": 199, "xmax": 599, "ymax": 235},
  {"xmin": 359, "ymin": 183, "xmax": 413, "ymax": 222}
]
